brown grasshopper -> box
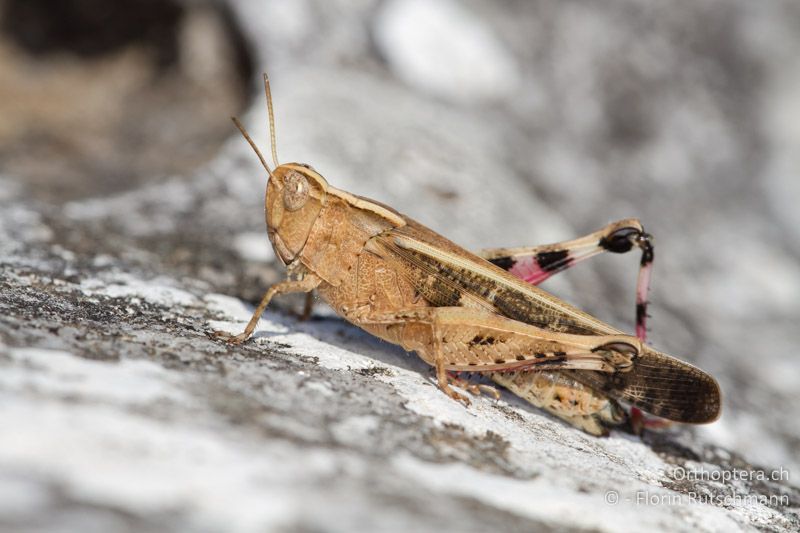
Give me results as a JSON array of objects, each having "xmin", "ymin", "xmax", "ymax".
[{"xmin": 213, "ymin": 74, "xmax": 721, "ymax": 436}]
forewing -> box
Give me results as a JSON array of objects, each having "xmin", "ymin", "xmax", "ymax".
[
  {"xmin": 365, "ymin": 228, "xmax": 612, "ymax": 335},
  {"xmin": 563, "ymin": 346, "xmax": 721, "ymax": 423}
]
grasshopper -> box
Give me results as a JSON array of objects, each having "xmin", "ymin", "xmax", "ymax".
[{"xmin": 214, "ymin": 74, "xmax": 721, "ymax": 436}]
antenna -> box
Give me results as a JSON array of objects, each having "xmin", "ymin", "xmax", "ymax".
[
  {"xmin": 263, "ymin": 73, "xmax": 280, "ymax": 169},
  {"xmin": 231, "ymin": 117, "xmax": 275, "ymax": 180}
]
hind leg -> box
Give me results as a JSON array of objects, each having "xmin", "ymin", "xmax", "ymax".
[
  {"xmin": 479, "ymin": 219, "xmax": 670, "ymax": 433},
  {"xmin": 478, "ymin": 218, "xmax": 654, "ymax": 342}
]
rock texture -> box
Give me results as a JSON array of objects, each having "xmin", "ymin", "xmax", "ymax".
[{"xmin": 2, "ymin": 0, "xmax": 800, "ymax": 532}]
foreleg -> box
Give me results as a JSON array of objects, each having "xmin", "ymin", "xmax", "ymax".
[{"xmin": 212, "ymin": 274, "xmax": 321, "ymax": 344}]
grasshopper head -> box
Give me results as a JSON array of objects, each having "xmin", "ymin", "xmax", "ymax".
[
  {"xmin": 234, "ymin": 74, "xmax": 331, "ymax": 264},
  {"xmin": 265, "ymin": 163, "xmax": 329, "ymax": 264}
]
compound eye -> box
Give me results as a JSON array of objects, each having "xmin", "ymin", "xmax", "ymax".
[{"xmin": 283, "ymin": 171, "xmax": 309, "ymax": 211}]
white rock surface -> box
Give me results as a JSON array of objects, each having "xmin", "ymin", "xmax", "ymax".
[
  {"xmin": 374, "ymin": 0, "xmax": 520, "ymax": 102},
  {"xmin": 2, "ymin": 1, "xmax": 800, "ymax": 532}
]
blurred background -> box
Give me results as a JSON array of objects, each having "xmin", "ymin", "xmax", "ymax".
[{"xmin": 2, "ymin": 0, "xmax": 799, "ymax": 477}]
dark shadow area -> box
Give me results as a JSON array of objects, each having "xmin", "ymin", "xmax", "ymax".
[
  {"xmin": 2, "ymin": 0, "xmax": 182, "ymax": 64},
  {"xmin": 0, "ymin": 0, "xmax": 253, "ymax": 202}
]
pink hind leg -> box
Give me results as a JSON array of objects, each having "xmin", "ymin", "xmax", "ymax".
[
  {"xmin": 479, "ymin": 218, "xmax": 654, "ymax": 342},
  {"xmin": 479, "ymin": 219, "xmax": 668, "ymax": 432}
]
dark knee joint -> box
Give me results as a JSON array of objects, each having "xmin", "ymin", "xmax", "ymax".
[{"xmin": 599, "ymin": 226, "xmax": 654, "ymax": 265}]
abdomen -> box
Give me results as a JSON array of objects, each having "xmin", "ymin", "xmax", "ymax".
[{"xmin": 491, "ymin": 371, "xmax": 625, "ymax": 435}]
